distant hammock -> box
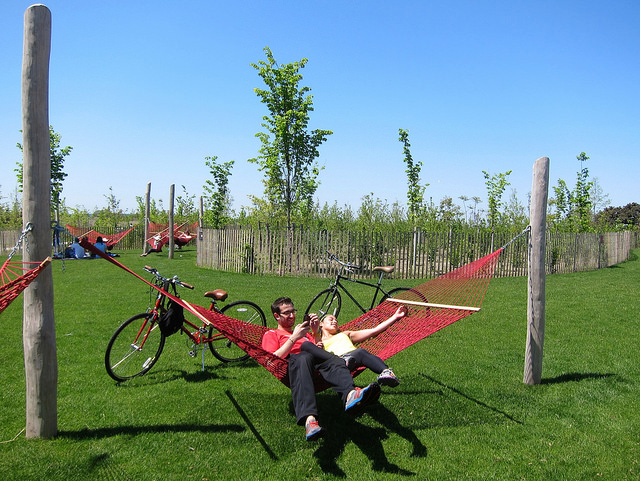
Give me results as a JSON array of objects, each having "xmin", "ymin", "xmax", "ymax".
[
  {"xmin": 81, "ymin": 237, "xmax": 504, "ymax": 391},
  {"xmin": 146, "ymin": 222, "xmax": 197, "ymax": 250},
  {"xmin": 65, "ymin": 224, "xmax": 135, "ymax": 249}
]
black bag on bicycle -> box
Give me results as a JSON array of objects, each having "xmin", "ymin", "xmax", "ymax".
[{"xmin": 158, "ymin": 300, "xmax": 184, "ymax": 337}]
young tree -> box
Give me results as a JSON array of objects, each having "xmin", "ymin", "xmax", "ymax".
[
  {"xmin": 482, "ymin": 170, "xmax": 512, "ymax": 230},
  {"xmin": 95, "ymin": 186, "xmax": 124, "ymax": 231},
  {"xmin": 202, "ymin": 156, "xmax": 234, "ymax": 228},
  {"xmin": 573, "ymin": 152, "xmax": 593, "ymax": 232},
  {"xmin": 175, "ymin": 185, "xmax": 198, "ymax": 224},
  {"xmin": 16, "ymin": 126, "xmax": 72, "ymax": 219},
  {"xmin": 249, "ymin": 46, "xmax": 332, "ymax": 227},
  {"xmin": 549, "ymin": 153, "xmax": 595, "ymax": 232},
  {"xmin": 398, "ymin": 128, "xmax": 427, "ymax": 226}
]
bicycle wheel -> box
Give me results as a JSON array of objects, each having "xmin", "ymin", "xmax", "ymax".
[
  {"xmin": 209, "ymin": 301, "xmax": 267, "ymax": 362},
  {"xmin": 305, "ymin": 288, "xmax": 342, "ymax": 319},
  {"xmin": 380, "ymin": 287, "xmax": 428, "ymax": 306},
  {"xmin": 105, "ymin": 312, "xmax": 166, "ymax": 382}
]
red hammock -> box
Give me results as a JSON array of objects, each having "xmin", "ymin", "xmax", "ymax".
[
  {"xmin": 146, "ymin": 222, "xmax": 197, "ymax": 250},
  {"xmin": 80, "ymin": 238, "xmax": 503, "ymax": 390},
  {"xmin": 0, "ymin": 256, "xmax": 52, "ymax": 314},
  {"xmin": 65, "ymin": 225, "xmax": 135, "ymax": 249}
]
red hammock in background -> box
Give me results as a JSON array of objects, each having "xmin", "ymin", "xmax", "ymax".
[
  {"xmin": 81, "ymin": 237, "xmax": 503, "ymax": 390},
  {"xmin": 65, "ymin": 224, "xmax": 135, "ymax": 249},
  {"xmin": 146, "ymin": 222, "xmax": 197, "ymax": 250}
]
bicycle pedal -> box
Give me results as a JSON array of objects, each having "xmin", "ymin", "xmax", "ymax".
[{"xmin": 188, "ymin": 351, "xmax": 196, "ymax": 357}]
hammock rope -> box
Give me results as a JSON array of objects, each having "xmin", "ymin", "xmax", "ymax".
[
  {"xmin": 1, "ymin": 224, "xmax": 52, "ymax": 314},
  {"xmin": 81, "ymin": 236, "xmax": 508, "ymax": 390}
]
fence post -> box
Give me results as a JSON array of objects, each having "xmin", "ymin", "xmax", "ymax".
[
  {"xmin": 524, "ymin": 157, "xmax": 549, "ymax": 385},
  {"xmin": 143, "ymin": 182, "xmax": 151, "ymax": 254},
  {"xmin": 168, "ymin": 184, "xmax": 175, "ymax": 259},
  {"xmin": 21, "ymin": 4, "xmax": 57, "ymax": 438}
]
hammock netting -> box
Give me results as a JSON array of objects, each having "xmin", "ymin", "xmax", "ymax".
[
  {"xmin": 0, "ymin": 257, "xmax": 52, "ymax": 314},
  {"xmin": 65, "ymin": 224, "xmax": 135, "ymax": 249},
  {"xmin": 81, "ymin": 238, "xmax": 503, "ymax": 390}
]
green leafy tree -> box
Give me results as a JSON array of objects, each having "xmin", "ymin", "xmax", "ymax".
[
  {"xmin": 175, "ymin": 185, "xmax": 198, "ymax": 224},
  {"xmin": 16, "ymin": 126, "xmax": 73, "ymax": 219},
  {"xmin": 573, "ymin": 152, "xmax": 593, "ymax": 232},
  {"xmin": 549, "ymin": 153, "xmax": 595, "ymax": 232},
  {"xmin": 202, "ymin": 156, "xmax": 234, "ymax": 228},
  {"xmin": 482, "ymin": 170, "xmax": 512, "ymax": 230},
  {"xmin": 95, "ymin": 186, "xmax": 124, "ymax": 231},
  {"xmin": 249, "ymin": 46, "xmax": 332, "ymax": 227},
  {"xmin": 136, "ymin": 196, "xmax": 167, "ymax": 224},
  {"xmin": 398, "ymin": 128, "xmax": 427, "ymax": 226}
]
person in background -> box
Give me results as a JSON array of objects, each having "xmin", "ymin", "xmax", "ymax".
[
  {"xmin": 69, "ymin": 237, "xmax": 85, "ymax": 259},
  {"xmin": 94, "ymin": 236, "xmax": 108, "ymax": 254}
]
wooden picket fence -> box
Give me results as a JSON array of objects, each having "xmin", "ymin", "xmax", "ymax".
[
  {"xmin": 196, "ymin": 226, "xmax": 637, "ymax": 279},
  {"xmin": 1, "ymin": 225, "xmax": 636, "ymax": 280}
]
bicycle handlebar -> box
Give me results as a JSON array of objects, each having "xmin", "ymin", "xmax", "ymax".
[
  {"xmin": 327, "ymin": 251, "xmax": 360, "ymax": 270},
  {"xmin": 143, "ymin": 265, "xmax": 194, "ymax": 290}
]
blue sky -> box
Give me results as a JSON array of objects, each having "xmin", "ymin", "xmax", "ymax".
[{"xmin": 1, "ymin": 1, "xmax": 638, "ymax": 216}]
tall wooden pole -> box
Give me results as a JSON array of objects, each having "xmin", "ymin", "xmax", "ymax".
[
  {"xmin": 168, "ymin": 184, "xmax": 175, "ymax": 259},
  {"xmin": 523, "ymin": 156, "xmax": 549, "ymax": 385},
  {"xmin": 22, "ymin": 4, "xmax": 57, "ymax": 438},
  {"xmin": 143, "ymin": 182, "xmax": 151, "ymax": 255}
]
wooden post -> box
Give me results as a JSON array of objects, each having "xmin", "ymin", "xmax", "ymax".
[
  {"xmin": 523, "ymin": 156, "xmax": 549, "ymax": 385},
  {"xmin": 168, "ymin": 184, "xmax": 175, "ymax": 259},
  {"xmin": 21, "ymin": 4, "xmax": 57, "ymax": 438},
  {"xmin": 143, "ymin": 182, "xmax": 151, "ymax": 255}
]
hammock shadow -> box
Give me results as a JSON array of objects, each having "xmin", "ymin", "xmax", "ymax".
[
  {"xmin": 313, "ymin": 401, "xmax": 427, "ymax": 477},
  {"xmin": 57, "ymin": 422, "xmax": 244, "ymax": 440},
  {"xmin": 540, "ymin": 372, "xmax": 617, "ymax": 385}
]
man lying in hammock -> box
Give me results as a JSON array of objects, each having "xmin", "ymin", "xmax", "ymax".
[
  {"xmin": 317, "ymin": 305, "xmax": 408, "ymax": 388},
  {"xmin": 261, "ymin": 297, "xmax": 382, "ymax": 442}
]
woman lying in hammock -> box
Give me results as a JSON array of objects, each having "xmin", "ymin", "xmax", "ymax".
[{"xmin": 316, "ymin": 305, "xmax": 408, "ymax": 388}]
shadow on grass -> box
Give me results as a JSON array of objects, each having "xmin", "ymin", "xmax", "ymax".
[
  {"xmin": 540, "ymin": 372, "xmax": 617, "ymax": 385},
  {"xmin": 110, "ymin": 362, "xmax": 262, "ymax": 386},
  {"xmin": 58, "ymin": 422, "xmax": 244, "ymax": 440},
  {"xmin": 419, "ymin": 373, "xmax": 523, "ymax": 426},
  {"xmin": 313, "ymin": 402, "xmax": 426, "ymax": 477}
]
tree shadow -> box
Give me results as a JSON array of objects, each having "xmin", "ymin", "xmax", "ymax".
[
  {"xmin": 57, "ymin": 422, "xmax": 244, "ymax": 440},
  {"xmin": 540, "ymin": 372, "xmax": 617, "ymax": 385}
]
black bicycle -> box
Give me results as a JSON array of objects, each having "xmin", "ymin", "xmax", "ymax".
[{"xmin": 305, "ymin": 251, "xmax": 413, "ymax": 319}]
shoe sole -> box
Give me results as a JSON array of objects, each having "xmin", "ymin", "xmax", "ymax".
[
  {"xmin": 306, "ymin": 428, "xmax": 324, "ymax": 442},
  {"xmin": 345, "ymin": 383, "xmax": 381, "ymax": 416},
  {"xmin": 378, "ymin": 377, "xmax": 400, "ymax": 388}
]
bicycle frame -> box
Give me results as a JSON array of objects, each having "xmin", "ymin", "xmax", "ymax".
[{"xmin": 328, "ymin": 257, "xmax": 395, "ymax": 314}]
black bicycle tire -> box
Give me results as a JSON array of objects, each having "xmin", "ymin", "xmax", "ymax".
[
  {"xmin": 105, "ymin": 312, "xmax": 166, "ymax": 382},
  {"xmin": 208, "ymin": 300, "xmax": 267, "ymax": 362},
  {"xmin": 379, "ymin": 287, "xmax": 428, "ymax": 306},
  {"xmin": 305, "ymin": 288, "xmax": 342, "ymax": 319}
]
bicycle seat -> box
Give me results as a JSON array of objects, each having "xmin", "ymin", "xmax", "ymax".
[
  {"xmin": 373, "ymin": 266, "xmax": 395, "ymax": 274},
  {"xmin": 204, "ymin": 289, "xmax": 228, "ymax": 301}
]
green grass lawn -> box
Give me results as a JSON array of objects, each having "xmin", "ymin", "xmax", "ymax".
[{"xmin": 1, "ymin": 247, "xmax": 639, "ymax": 480}]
